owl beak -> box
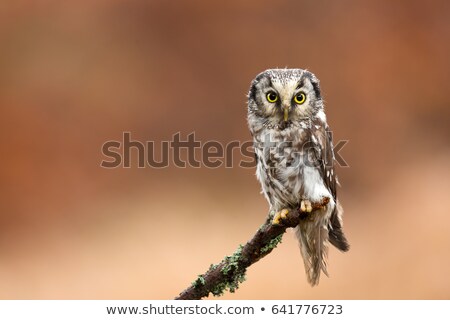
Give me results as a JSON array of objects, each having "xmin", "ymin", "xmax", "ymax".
[{"xmin": 283, "ymin": 106, "xmax": 289, "ymax": 121}]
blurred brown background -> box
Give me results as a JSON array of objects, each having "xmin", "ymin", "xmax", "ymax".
[{"xmin": 1, "ymin": 0, "xmax": 450, "ymax": 299}]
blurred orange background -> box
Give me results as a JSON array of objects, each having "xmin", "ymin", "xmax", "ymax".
[{"xmin": 1, "ymin": 0, "xmax": 450, "ymax": 299}]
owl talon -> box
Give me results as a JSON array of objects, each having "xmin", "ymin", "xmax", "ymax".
[
  {"xmin": 300, "ymin": 200, "xmax": 313, "ymax": 213},
  {"xmin": 272, "ymin": 208, "xmax": 290, "ymax": 225}
]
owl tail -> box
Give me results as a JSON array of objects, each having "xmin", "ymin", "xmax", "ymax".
[{"xmin": 294, "ymin": 214, "xmax": 330, "ymax": 286}]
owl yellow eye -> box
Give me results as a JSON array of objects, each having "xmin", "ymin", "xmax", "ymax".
[
  {"xmin": 294, "ymin": 92, "xmax": 306, "ymax": 104},
  {"xmin": 266, "ymin": 91, "xmax": 278, "ymax": 103}
]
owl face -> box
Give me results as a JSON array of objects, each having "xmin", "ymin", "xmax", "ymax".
[{"xmin": 248, "ymin": 69, "xmax": 324, "ymax": 128}]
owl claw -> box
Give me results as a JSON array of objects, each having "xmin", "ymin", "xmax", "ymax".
[
  {"xmin": 272, "ymin": 208, "xmax": 290, "ymax": 225},
  {"xmin": 300, "ymin": 200, "xmax": 313, "ymax": 213}
]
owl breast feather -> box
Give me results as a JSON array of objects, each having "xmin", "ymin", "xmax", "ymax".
[{"xmin": 254, "ymin": 125, "xmax": 315, "ymax": 209}]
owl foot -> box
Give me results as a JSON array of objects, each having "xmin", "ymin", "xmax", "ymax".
[
  {"xmin": 300, "ymin": 199, "xmax": 313, "ymax": 213},
  {"xmin": 272, "ymin": 208, "xmax": 290, "ymax": 225}
]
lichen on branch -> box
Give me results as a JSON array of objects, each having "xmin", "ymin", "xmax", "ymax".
[{"xmin": 175, "ymin": 197, "xmax": 329, "ymax": 300}]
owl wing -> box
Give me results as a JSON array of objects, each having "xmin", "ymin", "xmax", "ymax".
[{"xmin": 311, "ymin": 123, "xmax": 349, "ymax": 252}]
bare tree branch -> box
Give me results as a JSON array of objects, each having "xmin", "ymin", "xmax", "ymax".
[{"xmin": 175, "ymin": 197, "xmax": 330, "ymax": 300}]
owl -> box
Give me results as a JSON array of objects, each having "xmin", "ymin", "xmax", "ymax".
[{"xmin": 247, "ymin": 69, "xmax": 349, "ymax": 286}]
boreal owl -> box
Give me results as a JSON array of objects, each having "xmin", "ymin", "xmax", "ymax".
[{"xmin": 247, "ymin": 69, "xmax": 349, "ymax": 286}]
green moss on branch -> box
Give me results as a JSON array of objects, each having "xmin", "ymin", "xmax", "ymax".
[{"xmin": 175, "ymin": 197, "xmax": 329, "ymax": 300}]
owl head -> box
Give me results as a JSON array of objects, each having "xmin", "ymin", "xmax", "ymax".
[{"xmin": 247, "ymin": 69, "xmax": 324, "ymax": 129}]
